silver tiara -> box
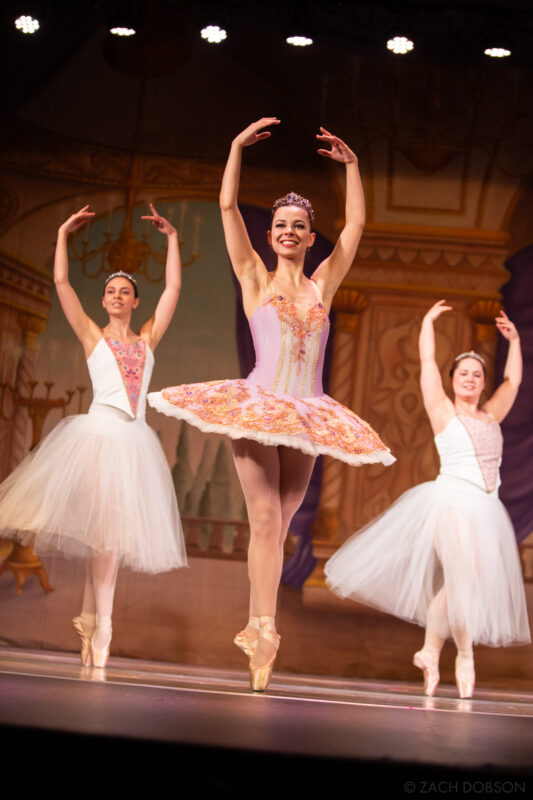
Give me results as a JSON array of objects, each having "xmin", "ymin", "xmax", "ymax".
[
  {"xmin": 272, "ymin": 192, "xmax": 315, "ymax": 222},
  {"xmin": 454, "ymin": 350, "xmax": 485, "ymax": 365},
  {"xmin": 104, "ymin": 270, "xmax": 137, "ymax": 287}
]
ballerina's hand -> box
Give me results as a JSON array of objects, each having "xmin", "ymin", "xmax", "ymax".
[
  {"xmin": 423, "ymin": 299, "xmax": 453, "ymax": 323},
  {"xmin": 233, "ymin": 117, "xmax": 280, "ymax": 148},
  {"xmin": 141, "ymin": 203, "xmax": 176, "ymax": 235},
  {"xmin": 59, "ymin": 205, "xmax": 95, "ymax": 235},
  {"xmin": 316, "ymin": 127, "xmax": 357, "ymax": 163},
  {"xmin": 495, "ymin": 309, "xmax": 518, "ymax": 341}
]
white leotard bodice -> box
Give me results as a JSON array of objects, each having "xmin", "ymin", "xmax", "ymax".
[
  {"xmin": 87, "ymin": 337, "xmax": 154, "ymax": 420},
  {"xmin": 435, "ymin": 414, "xmax": 503, "ymax": 495}
]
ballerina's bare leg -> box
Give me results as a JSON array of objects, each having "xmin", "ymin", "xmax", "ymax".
[
  {"xmin": 417, "ymin": 586, "xmax": 474, "ymax": 697},
  {"xmin": 90, "ymin": 552, "xmax": 119, "ymax": 650},
  {"xmin": 232, "ymin": 440, "xmax": 315, "ymax": 668},
  {"xmin": 73, "ymin": 551, "xmax": 118, "ymax": 666},
  {"xmin": 414, "ymin": 586, "xmax": 448, "ymax": 695}
]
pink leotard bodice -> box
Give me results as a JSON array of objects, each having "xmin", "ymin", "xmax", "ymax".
[{"xmin": 246, "ymin": 293, "xmax": 330, "ymax": 399}]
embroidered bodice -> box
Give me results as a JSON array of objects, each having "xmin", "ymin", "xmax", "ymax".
[
  {"xmin": 246, "ymin": 293, "xmax": 330, "ymax": 398},
  {"xmin": 87, "ymin": 337, "xmax": 154, "ymax": 419},
  {"xmin": 435, "ymin": 414, "xmax": 503, "ymax": 494}
]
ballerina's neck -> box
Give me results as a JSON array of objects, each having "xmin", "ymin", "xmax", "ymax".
[
  {"xmin": 454, "ymin": 400, "xmax": 483, "ymax": 418},
  {"xmin": 102, "ymin": 325, "xmax": 140, "ymax": 345}
]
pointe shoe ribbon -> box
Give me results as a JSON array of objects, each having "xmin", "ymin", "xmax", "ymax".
[
  {"xmin": 249, "ymin": 617, "xmax": 280, "ymax": 693},
  {"xmin": 233, "ymin": 629, "xmax": 259, "ymax": 658},
  {"xmin": 72, "ymin": 617, "xmax": 95, "ymax": 667}
]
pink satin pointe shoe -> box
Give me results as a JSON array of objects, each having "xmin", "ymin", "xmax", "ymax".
[
  {"xmin": 72, "ymin": 617, "xmax": 95, "ymax": 667},
  {"xmin": 413, "ymin": 648, "xmax": 440, "ymax": 696},
  {"xmin": 249, "ymin": 617, "xmax": 280, "ymax": 692},
  {"xmin": 90, "ymin": 628, "xmax": 112, "ymax": 669},
  {"xmin": 455, "ymin": 654, "xmax": 475, "ymax": 699},
  {"xmin": 233, "ymin": 628, "xmax": 259, "ymax": 658}
]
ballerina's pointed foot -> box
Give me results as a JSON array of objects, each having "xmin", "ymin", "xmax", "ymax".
[
  {"xmin": 455, "ymin": 654, "xmax": 475, "ymax": 699},
  {"xmin": 249, "ymin": 616, "xmax": 280, "ymax": 692},
  {"xmin": 90, "ymin": 624, "xmax": 112, "ymax": 669},
  {"xmin": 72, "ymin": 616, "xmax": 95, "ymax": 667},
  {"xmin": 413, "ymin": 648, "xmax": 440, "ymax": 696}
]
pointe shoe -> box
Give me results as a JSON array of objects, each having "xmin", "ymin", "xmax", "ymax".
[
  {"xmin": 233, "ymin": 629, "xmax": 259, "ymax": 657},
  {"xmin": 72, "ymin": 616, "xmax": 95, "ymax": 667},
  {"xmin": 413, "ymin": 649, "xmax": 440, "ymax": 696},
  {"xmin": 249, "ymin": 618, "xmax": 280, "ymax": 693},
  {"xmin": 90, "ymin": 628, "xmax": 112, "ymax": 669},
  {"xmin": 455, "ymin": 654, "xmax": 475, "ymax": 699}
]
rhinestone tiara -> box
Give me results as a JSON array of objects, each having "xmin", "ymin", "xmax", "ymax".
[{"xmin": 271, "ymin": 192, "xmax": 314, "ymax": 222}]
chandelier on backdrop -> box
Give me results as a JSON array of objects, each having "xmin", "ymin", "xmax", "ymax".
[{"xmin": 70, "ymin": 191, "xmax": 201, "ymax": 283}]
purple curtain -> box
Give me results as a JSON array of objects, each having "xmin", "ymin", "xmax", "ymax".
[
  {"xmin": 232, "ymin": 205, "xmax": 335, "ymax": 587},
  {"xmin": 495, "ymin": 244, "xmax": 533, "ymax": 543}
]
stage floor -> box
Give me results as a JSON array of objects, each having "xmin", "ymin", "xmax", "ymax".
[{"xmin": 1, "ymin": 647, "xmax": 532, "ymax": 793}]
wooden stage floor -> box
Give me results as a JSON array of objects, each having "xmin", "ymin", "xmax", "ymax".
[{"xmin": 1, "ymin": 647, "xmax": 532, "ymax": 795}]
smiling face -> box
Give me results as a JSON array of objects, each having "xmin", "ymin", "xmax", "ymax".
[
  {"xmin": 102, "ymin": 277, "xmax": 139, "ymax": 317},
  {"xmin": 451, "ymin": 357, "xmax": 486, "ymax": 403},
  {"xmin": 268, "ymin": 205, "xmax": 315, "ymax": 259}
]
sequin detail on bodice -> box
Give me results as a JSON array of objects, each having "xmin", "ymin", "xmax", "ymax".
[
  {"xmin": 435, "ymin": 414, "xmax": 503, "ymax": 494},
  {"xmin": 105, "ymin": 338, "xmax": 146, "ymax": 417},
  {"xmin": 457, "ymin": 413, "xmax": 503, "ymax": 493},
  {"xmin": 246, "ymin": 294, "xmax": 329, "ymax": 398}
]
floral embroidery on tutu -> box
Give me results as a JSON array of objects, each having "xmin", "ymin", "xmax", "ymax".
[
  {"xmin": 268, "ymin": 294, "xmax": 328, "ymax": 375},
  {"xmin": 162, "ymin": 379, "xmax": 389, "ymax": 456},
  {"xmin": 457, "ymin": 414, "xmax": 503, "ymax": 493},
  {"xmin": 106, "ymin": 338, "xmax": 146, "ymax": 417},
  {"xmin": 149, "ymin": 285, "xmax": 394, "ymax": 466}
]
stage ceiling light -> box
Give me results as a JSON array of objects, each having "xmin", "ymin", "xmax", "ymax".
[
  {"xmin": 484, "ymin": 46, "xmax": 511, "ymax": 58},
  {"xmin": 14, "ymin": 15, "xmax": 40, "ymax": 34},
  {"xmin": 387, "ymin": 35, "xmax": 414, "ymax": 55},
  {"xmin": 110, "ymin": 26, "xmax": 136, "ymax": 36},
  {"xmin": 386, "ymin": 10, "xmax": 416, "ymax": 56},
  {"xmin": 200, "ymin": 24, "xmax": 227, "ymax": 44},
  {"xmin": 286, "ymin": 35, "xmax": 313, "ymax": 47},
  {"xmin": 483, "ymin": 17, "xmax": 513, "ymax": 58}
]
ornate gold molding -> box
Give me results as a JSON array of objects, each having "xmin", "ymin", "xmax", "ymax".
[
  {"xmin": 17, "ymin": 313, "xmax": 47, "ymax": 352},
  {"xmin": 468, "ymin": 299, "xmax": 502, "ymax": 328},
  {"xmin": 0, "ymin": 252, "xmax": 52, "ymax": 321},
  {"xmin": 332, "ymin": 287, "xmax": 368, "ymax": 333},
  {"xmin": 349, "ymin": 226, "xmax": 510, "ymax": 299}
]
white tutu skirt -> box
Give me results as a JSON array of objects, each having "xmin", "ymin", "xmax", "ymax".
[
  {"xmin": 325, "ymin": 475, "xmax": 530, "ymax": 647},
  {"xmin": 0, "ymin": 403, "xmax": 187, "ymax": 573}
]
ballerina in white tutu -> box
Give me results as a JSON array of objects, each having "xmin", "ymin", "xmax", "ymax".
[
  {"xmin": 325, "ymin": 300, "xmax": 530, "ymax": 698},
  {"xmin": 149, "ymin": 118, "xmax": 394, "ymax": 691},
  {"xmin": 0, "ymin": 203, "xmax": 187, "ymax": 667}
]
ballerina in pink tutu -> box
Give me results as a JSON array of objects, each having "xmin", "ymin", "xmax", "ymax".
[
  {"xmin": 149, "ymin": 118, "xmax": 394, "ymax": 690},
  {"xmin": 326, "ymin": 300, "xmax": 530, "ymax": 698},
  {"xmin": 0, "ymin": 204, "xmax": 187, "ymax": 668}
]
